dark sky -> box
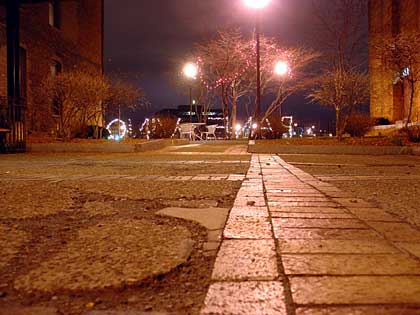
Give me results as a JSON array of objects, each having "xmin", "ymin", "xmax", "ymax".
[{"xmin": 104, "ymin": 0, "xmax": 366, "ymax": 128}]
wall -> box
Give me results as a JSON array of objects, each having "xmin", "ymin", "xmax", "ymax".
[
  {"xmin": 369, "ymin": 0, "xmax": 420, "ymax": 122},
  {"xmin": 0, "ymin": 0, "xmax": 103, "ymax": 133}
]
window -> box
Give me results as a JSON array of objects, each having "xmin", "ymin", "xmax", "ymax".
[
  {"xmin": 51, "ymin": 60, "xmax": 62, "ymax": 116},
  {"xmin": 49, "ymin": 1, "xmax": 61, "ymax": 29}
]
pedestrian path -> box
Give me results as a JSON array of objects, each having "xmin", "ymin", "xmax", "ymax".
[{"xmin": 201, "ymin": 154, "xmax": 420, "ymax": 315}]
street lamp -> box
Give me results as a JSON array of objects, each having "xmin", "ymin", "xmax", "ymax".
[
  {"xmin": 243, "ymin": 0, "xmax": 272, "ymax": 138},
  {"xmin": 274, "ymin": 60, "xmax": 288, "ymax": 117},
  {"xmin": 244, "ymin": 0, "xmax": 272, "ymax": 9},
  {"xmin": 274, "ymin": 60, "xmax": 289, "ymax": 76},
  {"xmin": 183, "ymin": 63, "xmax": 198, "ymax": 123}
]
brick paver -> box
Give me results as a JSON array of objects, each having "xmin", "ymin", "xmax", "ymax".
[{"xmin": 200, "ymin": 154, "xmax": 420, "ymax": 315}]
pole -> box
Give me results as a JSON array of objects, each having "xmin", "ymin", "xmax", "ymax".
[
  {"xmin": 254, "ymin": 11, "xmax": 261, "ymax": 138},
  {"xmin": 189, "ymin": 86, "xmax": 193, "ymax": 123},
  {"xmin": 118, "ymin": 105, "xmax": 121, "ymax": 139}
]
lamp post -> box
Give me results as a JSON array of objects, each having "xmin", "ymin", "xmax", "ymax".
[
  {"xmin": 183, "ymin": 63, "xmax": 198, "ymax": 123},
  {"xmin": 243, "ymin": 0, "xmax": 271, "ymax": 138},
  {"xmin": 274, "ymin": 60, "xmax": 289, "ymax": 117}
]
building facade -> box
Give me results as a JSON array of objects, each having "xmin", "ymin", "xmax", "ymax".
[
  {"xmin": 369, "ymin": 0, "xmax": 420, "ymax": 122},
  {"xmin": 0, "ymin": 0, "xmax": 103, "ymax": 137}
]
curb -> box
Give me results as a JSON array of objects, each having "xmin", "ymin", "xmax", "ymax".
[
  {"xmin": 247, "ymin": 144, "xmax": 417, "ymax": 155},
  {"xmin": 28, "ymin": 139, "xmax": 188, "ymax": 153}
]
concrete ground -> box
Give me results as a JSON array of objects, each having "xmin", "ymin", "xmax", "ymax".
[
  {"xmin": 0, "ymin": 143, "xmax": 249, "ymax": 315},
  {"xmin": 1, "ymin": 142, "xmax": 420, "ymax": 315}
]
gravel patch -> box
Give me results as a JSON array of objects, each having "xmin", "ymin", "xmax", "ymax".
[
  {"xmin": 0, "ymin": 182, "xmax": 75, "ymax": 219},
  {"xmin": 0, "ymin": 225, "xmax": 28, "ymax": 269},
  {"xmin": 14, "ymin": 219, "xmax": 192, "ymax": 292},
  {"xmin": 61, "ymin": 180, "xmax": 240, "ymax": 207}
]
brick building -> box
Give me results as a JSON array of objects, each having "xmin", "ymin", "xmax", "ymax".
[
  {"xmin": 0, "ymin": 0, "xmax": 103, "ymax": 138},
  {"xmin": 369, "ymin": 0, "xmax": 420, "ymax": 122}
]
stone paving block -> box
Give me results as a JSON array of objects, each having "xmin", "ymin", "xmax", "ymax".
[
  {"xmin": 230, "ymin": 206, "xmax": 269, "ymax": 217},
  {"xmin": 278, "ymin": 239, "xmax": 398, "ymax": 254},
  {"xmin": 234, "ymin": 197, "xmax": 266, "ymax": 207},
  {"xmin": 368, "ymin": 222, "xmax": 420, "ymax": 242},
  {"xmin": 395, "ymin": 242, "xmax": 420, "ymax": 258},
  {"xmin": 290, "ymin": 276, "xmax": 420, "ymax": 305},
  {"xmin": 265, "ymin": 185, "xmax": 310, "ymax": 190},
  {"xmin": 295, "ymin": 306, "xmax": 420, "ymax": 315},
  {"xmin": 282, "ymin": 254, "xmax": 420, "ymax": 275},
  {"xmin": 236, "ymin": 190, "xmax": 265, "ymax": 198},
  {"xmin": 268, "ymin": 197, "xmax": 330, "ymax": 202},
  {"xmin": 266, "ymin": 189, "xmax": 320, "ymax": 194},
  {"xmin": 212, "ymin": 240, "xmax": 278, "ymax": 280},
  {"xmin": 271, "ymin": 212, "xmax": 353, "ymax": 219},
  {"xmin": 272, "ymin": 218, "xmax": 367, "ymax": 229},
  {"xmin": 268, "ymin": 201, "xmax": 339, "ymax": 208},
  {"xmin": 275, "ymin": 228, "xmax": 381, "ymax": 240},
  {"xmin": 201, "ymin": 281, "xmax": 287, "ymax": 315},
  {"xmin": 347, "ymin": 208, "xmax": 401, "ymax": 222},
  {"xmin": 224, "ymin": 216, "xmax": 272, "ymax": 239},
  {"xmin": 267, "ymin": 193, "xmax": 325, "ymax": 199},
  {"xmin": 269, "ymin": 207, "xmax": 345, "ymax": 214}
]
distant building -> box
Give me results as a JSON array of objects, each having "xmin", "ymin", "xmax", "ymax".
[
  {"xmin": 369, "ymin": 0, "xmax": 420, "ymax": 122},
  {"xmin": 155, "ymin": 105, "xmax": 225, "ymax": 125},
  {"xmin": 0, "ymin": 0, "xmax": 103, "ymax": 151}
]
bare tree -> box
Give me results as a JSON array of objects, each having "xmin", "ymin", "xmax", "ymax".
[
  {"xmin": 42, "ymin": 71, "xmax": 145, "ymax": 139},
  {"xmin": 309, "ymin": 0, "xmax": 369, "ymax": 138},
  {"xmin": 195, "ymin": 29, "xmax": 254, "ymax": 134},
  {"xmin": 378, "ymin": 31, "xmax": 420, "ymax": 128},
  {"xmin": 311, "ymin": 0, "xmax": 367, "ymax": 69},
  {"xmin": 260, "ymin": 45, "xmax": 320, "ymax": 122},
  {"xmin": 307, "ymin": 67, "xmax": 369, "ymax": 139}
]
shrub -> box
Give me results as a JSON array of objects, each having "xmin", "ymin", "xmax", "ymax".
[
  {"xmin": 149, "ymin": 115, "xmax": 178, "ymax": 138},
  {"xmin": 344, "ymin": 112, "xmax": 375, "ymax": 137},
  {"xmin": 408, "ymin": 126, "xmax": 420, "ymax": 143}
]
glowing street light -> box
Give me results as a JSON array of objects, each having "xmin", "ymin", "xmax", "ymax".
[
  {"xmin": 243, "ymin": 0, "xmax": 272, "ymax": 139},
  {"xmin": 243, "ymin": 0, "xmax": 272, "ymax": 9},
  {"xmin": 183, "ymin": 62, "xmax": 198, "ymax": 79},
  {"xmin": 183, "ymin": 62, "xmax": 198, "ymax": 122},
  {"xmin": 274, "ymin": 61, "xmax": 289, "ymax": 76}
]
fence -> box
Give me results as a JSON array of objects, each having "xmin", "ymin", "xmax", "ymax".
[{"xmin": 0, "ymin": 97, "xmax": 26, "ymax": 153}]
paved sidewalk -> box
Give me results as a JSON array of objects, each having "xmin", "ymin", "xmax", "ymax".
[{"xmin": 201, "ymin": 154, "xmax": 420, "ymax": 315}]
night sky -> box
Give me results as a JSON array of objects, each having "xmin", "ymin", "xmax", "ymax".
[{"xmin": 104, "ymin": 0, "xmax": 367, "ymax": 129}]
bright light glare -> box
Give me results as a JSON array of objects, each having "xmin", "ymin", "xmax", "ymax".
[
  {"xmin": 243, "ymin": 0, "xmax": 271, "ymax": 9},
  {"xmin": 235, "ymin": 124, "xmax": 242, "ymax": 132},
  {"xmin": 252, "ymin": 123, "xmax": 258, "ymax": 130},
  {"xmin": 183, "ymin": 63, "xmax": 198, "ymax": 79},
  {"xmin": 274, "ymin": 61, "xmax": 289, "ymax": 76}
]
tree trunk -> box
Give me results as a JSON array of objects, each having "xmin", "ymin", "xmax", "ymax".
[
  {"xmin": 405, "ymin": 81, "xmax": 415, "ymax": 129},
  {"xmin": 336, "ymin": 108, "xmax": 341, "ymax": 141},
  {"xmin": 232, "ymin": 96, "xmax": 237, "ymax": 139}
]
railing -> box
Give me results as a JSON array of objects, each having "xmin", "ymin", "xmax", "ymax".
[{"xmin": 0, "ymin": 97, "xmax": 27, "ymax": 153}]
